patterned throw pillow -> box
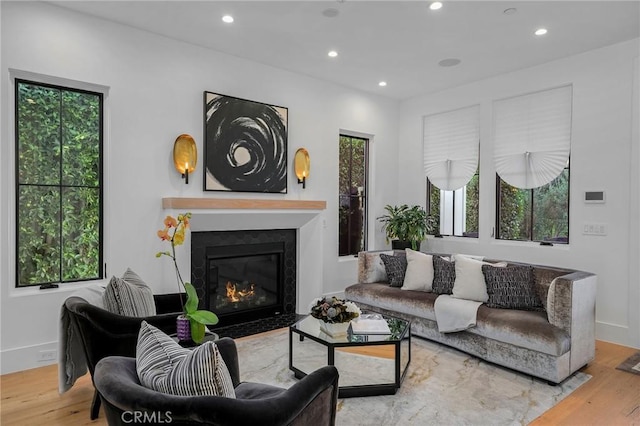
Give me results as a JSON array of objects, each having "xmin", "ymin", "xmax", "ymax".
[
  {"xmin": 103, "ymin": 268, "xmax": 156, "ymax": 317},
  {"xmin": 380, "ymin": 254, "xmax": 407, "ymax": 287},
  {"xmin": 136, "ymin": 321, "xmax": 236, "ymax": 398},
  {"xmin": 432, "ymin": 256, "xmax": 456, "ymax": 294},
  {"xmin": 482, "ymin": 265, "xmax": 543, "ymax": 310}
]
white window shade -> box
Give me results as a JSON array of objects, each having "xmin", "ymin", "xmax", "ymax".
[
  {"xmin": 423, "ymin": 105, "xmax": 479, "ymax": 191},
  {"xmin": 493, "ymin": 85, "xmax": 572, "ymax": 189}
]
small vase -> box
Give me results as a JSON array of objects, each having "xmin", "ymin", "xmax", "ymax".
[
  {"xmin": 319, "ymin": 320, "xmax": 350, "ymax": 337},
  {"xmin": 176, "ymin": 315, "xmax": 191, "ymax": 342}
]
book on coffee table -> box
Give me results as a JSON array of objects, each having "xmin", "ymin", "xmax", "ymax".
[{"xmin": 350, "ymin": 318, "xmax": 391, "ymax": 334}]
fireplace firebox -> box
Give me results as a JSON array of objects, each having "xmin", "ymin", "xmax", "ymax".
[{"xmin": 191, "ymin": 229, "xmax": 296, "ymax": 328}]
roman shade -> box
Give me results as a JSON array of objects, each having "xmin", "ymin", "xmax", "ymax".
[
  {"xmin": 493, "ymin": 85, "xmax": 572, "ymax": 189},
  {"xmin": 423, "ymin": 105, "xmax": 479, "ymax": 191}
]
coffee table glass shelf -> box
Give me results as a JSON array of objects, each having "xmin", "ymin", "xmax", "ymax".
[{"xmin": 289, "ymin": 313, "xmax": 410, "ymax": 397}]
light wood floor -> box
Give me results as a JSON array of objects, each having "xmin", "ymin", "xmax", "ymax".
[{"xmin": 1, "ymin": 339, "xmax": 638, "ymax": 425}]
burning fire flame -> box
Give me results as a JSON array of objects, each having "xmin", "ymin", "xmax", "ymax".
[{"xmin": 226, "ymin": 281, "xmax": 256, "ymax": 303}]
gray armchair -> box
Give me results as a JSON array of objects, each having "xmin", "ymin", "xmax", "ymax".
[{"xmin": 94, "ymin": 337, "xmax": 339, "ymax": 426}]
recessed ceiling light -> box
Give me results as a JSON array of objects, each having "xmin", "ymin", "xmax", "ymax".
[
  {"xmin": 534, "ymin": 28, "xmax": 548, "ymax": 36},
  {"xmin": 322, "ymin": 8, "xmax": 339, "ymax": 18},
  {"xmin": 503, "ymin": 8, "xmax": 517, "ymax": 15},
  {"xmin": 438, "ymin": 58, "xmax": 461, "ymax": 67},
  {"xmin": 429, "ymin": 2, "xmax": 443, "ymax": 10},
  {"xmin": 328, "ymin": 50, "xmax": 338, "ymax": 58},
  {"xmin": 378, "ymin": 81, "xmax": 387, "ymax": 87},
  {"xmin": 222, "ymin": 15, "xmax": 234, "ymax": 24}
]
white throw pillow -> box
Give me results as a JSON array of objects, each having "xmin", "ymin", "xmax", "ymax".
[
  {"xmin": 452, "ymin": 255, "xmax": 507, "ymax": 302},
  {"xmin": 401, "ymin": 249, "xmax": 434, "ymax": 291}
]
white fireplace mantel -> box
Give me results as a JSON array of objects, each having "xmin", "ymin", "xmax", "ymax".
[{"xmin": 162, "ymin": 197, "xmax": 326, "ymax": 314}]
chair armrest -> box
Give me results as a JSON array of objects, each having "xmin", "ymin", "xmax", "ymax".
[{"xmin": 214, "ymin": 337, "xmax": 240, "ymax": 386}]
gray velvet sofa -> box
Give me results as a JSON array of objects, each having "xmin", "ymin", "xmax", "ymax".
[{"xmin": 344, "ymin": 251, "xmax": 597, "ymax": 384}]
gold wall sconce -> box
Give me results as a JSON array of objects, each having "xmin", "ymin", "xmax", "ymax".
[
  {"xmin": 173, "ymin": 134, "xmax": 197, "ymax": 184},
  {"xmin": 294, "ymin": 148, "xmax": 310, "ymax": 189}
]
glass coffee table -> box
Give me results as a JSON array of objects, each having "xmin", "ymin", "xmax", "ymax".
[{"xmin": 289, "ymin": 313, "xmax": 410, "ymax": 397}]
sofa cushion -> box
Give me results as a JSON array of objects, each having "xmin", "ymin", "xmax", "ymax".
[
  {"xmin": 136, "ymin": 321, "xmax": 236, "ymax": 398},
  {"xmin": 432, "ymin": 256, "xmax": 456, "ymax": 294},
  {"xmin": 345, "ymin": 283, "xmax": 438, "ymax": 321},
  {"xmin": 402, "ymin": 249, "xmax": 434, "ymax": 291},
  {"xmin": 482, "ymin": 264, "xmax": 543, "ymax": 310},
  {"xmin": 470, "ymin": 306, "xmax": 570, "ymax": 356},
  {"xmin": 103, "ymin": 268, "xmax": 156, "ymax": 317},
  {"xmin": 380, "ymin": 254, "xmax": 407, "ymax": 287}
]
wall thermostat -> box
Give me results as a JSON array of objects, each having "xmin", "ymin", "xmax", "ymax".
[{"xmin": 584, "ymin": 191, "xmax": 605, "ymax": 203}]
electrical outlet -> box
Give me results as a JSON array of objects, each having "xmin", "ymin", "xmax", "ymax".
[{"xmin": 37, "ymin": 349, "xmax": 56, "ymax": 362}]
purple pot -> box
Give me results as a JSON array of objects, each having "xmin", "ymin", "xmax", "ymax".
[{"xmin": 176, "ymin": 315, "xmax": 191, "ymax": 342}]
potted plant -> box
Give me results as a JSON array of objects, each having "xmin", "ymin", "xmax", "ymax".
[
  {"xmin": 377, "ymin": 204, "xmax": 429, "ymax": 250},
  {"xmin": 156, "ymin": 212, "xmax": 219, "ymax": 343}
]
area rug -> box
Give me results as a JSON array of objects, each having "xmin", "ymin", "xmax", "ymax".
[
  {"xmin": 235, "ymin": 329, "xmax": 591, "ymax": 426},
  {"xmin": 616, "ymin": 352, "xmax": 640, "ymax": 375}
]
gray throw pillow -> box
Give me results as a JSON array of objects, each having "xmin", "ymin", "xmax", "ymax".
[
  {"xmin": 482, "ymin": 265, "xmax": 543, "ymax": 310},
  {"xmin": 379, "ymin": 254, "xmax": 407, "ymax": 287},
  {"xmin": 136, "ymin": 321, "xmax": 236, "ymax": 398},
  {"xmin": 103, "ymin": 268, "xmax": 156, "ymax": 317},
  {"xmin": 432, "ymin": 256, "xmax": 456, "ymax": 294}
]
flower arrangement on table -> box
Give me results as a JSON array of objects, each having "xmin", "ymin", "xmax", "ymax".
[
  {"xmin": 309, "ymin": 296, "xmax": 361, "ymax": 324},
  {"xmin": 156, "ymin": 212, "xmax": 218, "ymax": 343}
]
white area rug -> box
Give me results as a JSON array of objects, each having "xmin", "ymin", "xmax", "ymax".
[{"xmin": 235, "ymin": 328, "xmax": 590, "ymax": 426}]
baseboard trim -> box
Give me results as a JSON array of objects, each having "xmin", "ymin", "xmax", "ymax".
[
  {"xmin": 596, "ymin": 321, "xmax": 630, "ymax": 347},
  {"xmin": 1, "ymin": 341, "xmax": 58, "ymax": 375}
]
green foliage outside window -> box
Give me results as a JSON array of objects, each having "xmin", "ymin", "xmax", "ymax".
[
  {"xmin": 497, "ymin": 169, "xmax": 569, "ymax": 243},
  {"xmin": 427, "ymin": 171, "xmax": 479, "ymax": 237},
  {"xmin": 16, "ymin": 80, "xmax": 102, "ymax": 286},
  {"xmin": 338, "ymin": 135, "xmax": 367, "ymax": 256}
]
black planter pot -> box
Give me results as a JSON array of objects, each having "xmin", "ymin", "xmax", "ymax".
[{"xmin": 391, "ymin": 240, "xmax": 421, "ymax": 251}]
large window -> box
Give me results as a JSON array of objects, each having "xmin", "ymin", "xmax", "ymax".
[
  {"xmin": 496, "ymin": 166, "xmax": 569, "ymax": 243},
  {"xmin": 338, "ymin": 135, "xmax": 368, "ymax": 256},
  {"xmin": 15, "ymin": 79, "xmax": 103, "ymax": 287},
  {"xmin": 427, "ymin": 171, "xmax": 479, "ymax": 237},
  {"xmin": 493, "ymin": 85, "xmax": 572, "ymax": 244}
]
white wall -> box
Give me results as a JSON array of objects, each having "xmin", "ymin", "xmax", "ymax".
[
  {"xmin": 0, "ymin": 1, "xmax": 399, "ymax": 373},
  {"xmin": 398, "ymin": 38, "xmax": 640, "ymax": 349}
]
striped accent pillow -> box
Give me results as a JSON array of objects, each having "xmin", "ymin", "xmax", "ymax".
[
  {"xmin": 136, "ymin": 321, "xmax": 236, "ymax": 398},
  {"xmin": 103, "ymin": 268, "xmax": 156, "ymax": 317},
  {"xmin": 482, "ymin": 265, "xmax": 543, "ymax": 310}
]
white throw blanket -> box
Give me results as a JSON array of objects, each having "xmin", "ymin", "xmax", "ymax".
[
  {"xmin": 434, "ymin": 294, "xmax": 483, "ymax": 333},
  {"xmin": 58, "ymin": 285, "xmax": 105, "ymax": 394}
]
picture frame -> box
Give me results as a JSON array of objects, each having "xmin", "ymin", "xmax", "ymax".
[{"xmin": 203, "ymin": 92, "xmax": 288, "ymax": 193}]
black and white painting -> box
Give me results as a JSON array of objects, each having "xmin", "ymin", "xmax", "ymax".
[{"xmin": 204, "ymin": 92, "xmax": 288, "ymax": 193}]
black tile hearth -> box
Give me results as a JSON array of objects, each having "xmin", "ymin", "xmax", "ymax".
[{"xmin": 211, "ymin": 313, "xmax": 304, "ymax": 339}]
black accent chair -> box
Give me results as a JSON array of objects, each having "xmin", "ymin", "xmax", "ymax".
[
  {"xmin": 94, "ymin": 337, "xmax": 339, "ymax": 426},
  {"xmin": 63, "ymin": 293, "xmax": 184, "ymax": 420}
]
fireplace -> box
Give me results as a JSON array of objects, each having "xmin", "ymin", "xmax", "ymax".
[{"xmin": 191, "ymin": 229, "xmax": 296, "ymax": 328}]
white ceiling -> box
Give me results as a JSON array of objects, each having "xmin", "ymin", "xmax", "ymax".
[{"xmin": 49, "ymin": 1, "xmax": 640, "ymax": 100}]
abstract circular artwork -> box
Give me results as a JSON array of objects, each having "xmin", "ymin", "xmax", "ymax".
[{"xmin": 204, "ymin": 92, "xmax": 288, "ymax": 193}]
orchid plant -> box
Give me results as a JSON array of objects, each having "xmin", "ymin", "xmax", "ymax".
[{"xmin": 156, "ymin": 212, "xmax": 218, "ymax": 343}]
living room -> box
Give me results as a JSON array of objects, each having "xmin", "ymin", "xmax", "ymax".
[{"xmin": 1, "ymin": 1, "xmax": 639, "ymax": 424}]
